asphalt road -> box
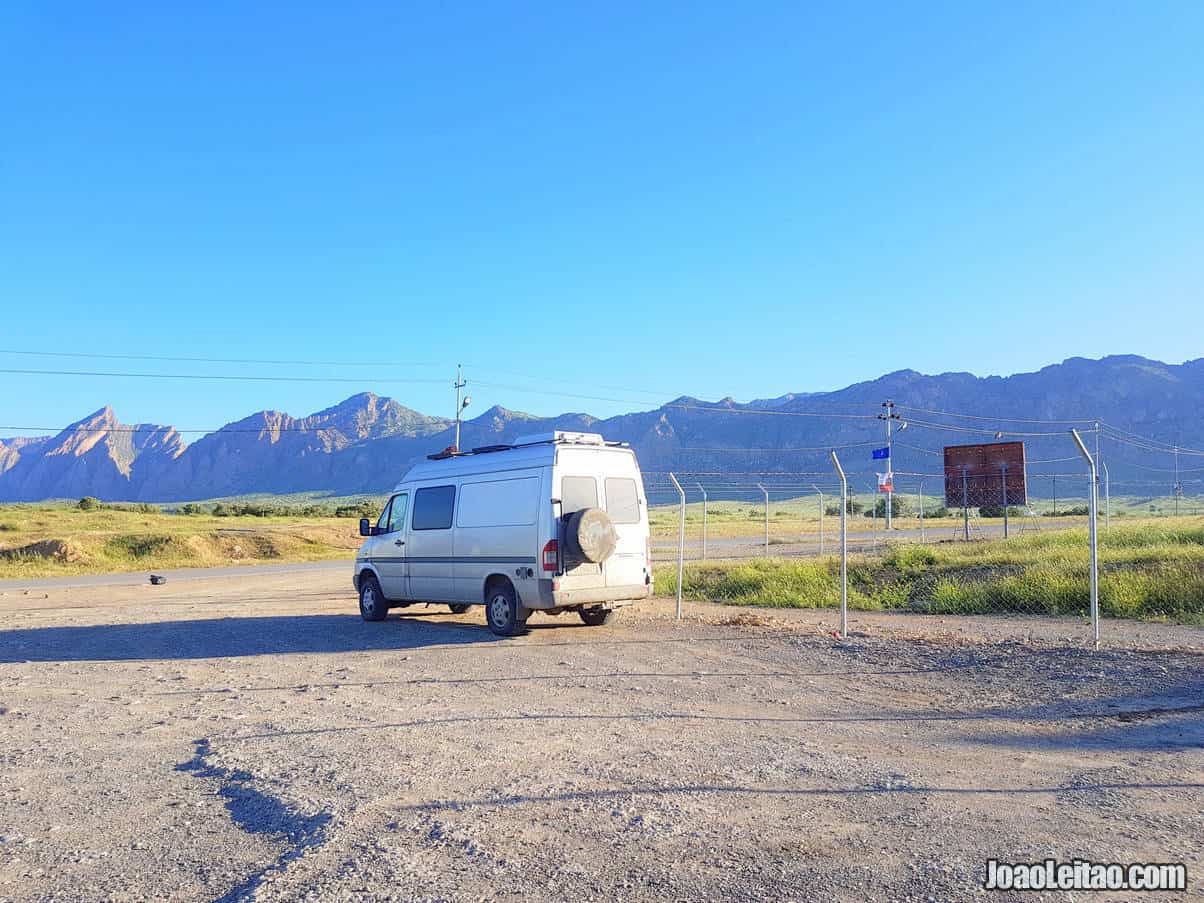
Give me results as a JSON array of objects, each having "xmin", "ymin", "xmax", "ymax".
[{"xmin": 0, "ymin": 559, "xmax": 352, "ymax": 592}]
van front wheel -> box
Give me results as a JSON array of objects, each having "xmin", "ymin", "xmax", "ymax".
[
  {"xmin": 578, "ymin": 607, "xmax": 614, "ymax": 627},
  {"xmin": 358, "ymin": 575, "xmax": 388, "ymax": 622},
  {"xmin": 485, "ymin": 582, "xmax": 528, "ymax": 637}
]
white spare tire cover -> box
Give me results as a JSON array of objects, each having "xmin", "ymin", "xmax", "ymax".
[{"xmin": 565, "ymin": 507, "xmax": 618, "ymax": 563}]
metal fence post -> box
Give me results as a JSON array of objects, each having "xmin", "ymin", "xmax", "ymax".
[
  {"xmin": 831, "ymin": 452, "xmax": 848, "ymax": 639},
  {"xmin": 668, "ymin": 472, "xmax": 685, "ymax": 620},
  {"xmin": 1070, "ymin": 430, "xmax": 1100, "ymax": 649},
  {"xmin": 917, "ymin": 480, "xmax": 925, "ymax": 543},
  {"xmin": 758, "ymin": 483, "xmax": 769, "ymax": 556},
  {"xmin": 696, "ymin": 482, "xmax": 707, "ymax": 561},
  {"xmin": 1001, "ymin": 462, "xmax": 1009, "ymax": 540},
  {"xmin": 961, "ymin": 465, "xmax": 970, "ymax": 541},
  {"xmin": 1102, "ymin": 461, "xmax": 1110, "ymax": 530},
  {"xmin": 812, "ymin": 485, "xmax": 825, "ymax": 556}
]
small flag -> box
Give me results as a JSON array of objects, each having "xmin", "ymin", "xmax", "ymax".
[
  {"xmin": 877, "ymin": 472, "xmax": 894, "ymax": 493},
  {"xmin": 872, "ymin": 446, "xmax": 891, "ymax": 460}
]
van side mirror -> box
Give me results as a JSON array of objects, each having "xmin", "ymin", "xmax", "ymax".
[{"xmin": 358, "ymin": 518, "xmax": 372, "ymax": 537}]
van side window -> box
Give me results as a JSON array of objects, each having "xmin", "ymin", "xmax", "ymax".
[
  {"xmin": 375, "ymin": 497, "xmax": 393, "ymax": 532},
  {"xmin": 412, "ymin": 485, "xmax": 456, "ymax": 530},
  {"xmin": 561, "ymin": 476, "xmax": 597, "ymax": 514},
  {"xmin": 386, "ymin": 493, "xmax": 409, "ymax": 533},
  {"xmin": 605, "ymin": 478, "xmax": 641, "ymax": 524},
  {"xmin": 457, "ymin": 478, "xmax": 539, "ymax": 527}
]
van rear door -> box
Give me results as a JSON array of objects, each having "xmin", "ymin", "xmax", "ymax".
[
  {"xmin": 599, "ymin": 471, "xmax": 648, "ymax": 588},
  {"xmin": 557, "ymin": 447, "xmax": 648, "ymax": 591}
]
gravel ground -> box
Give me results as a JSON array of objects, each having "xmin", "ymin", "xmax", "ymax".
[{"xmin": 1, "ymin": 571, "xmax": 1202, "ymax": 902}]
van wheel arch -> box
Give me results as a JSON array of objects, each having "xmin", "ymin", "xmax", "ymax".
[
  {"xmin": 356, "ymin": 566, "xmax": 381, "ymax": 592},
  {"xmin": 482, "ymin": 573, "xmax": 515, "ymax": 600}
]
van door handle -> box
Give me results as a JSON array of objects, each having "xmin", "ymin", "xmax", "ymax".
[{"xmin": 394, "ymin": 539, "xmax": 405, "ymax": 547}]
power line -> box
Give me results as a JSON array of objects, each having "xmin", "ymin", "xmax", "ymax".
[
  {"xmin": 0, "ymin": 347, "xmax": 447, "ymax": 370},
  {"xmin": 0, "ymin": 367, "xmax": 449, "ymax": 385},
  {"xmin": 902, "ymin": 417, "xmax": 1066, "ymax": 438},
  {"xmin": 894, "ymin": 404, "xmax": 1096, "ymax": 425},
  {"xmin": 0, "ymin": 348, "xmax": 679, "ymax": 400},
  {"xmin": 1102, "ymin": 429, "xmax": 1204, "ymax": 458},
  {"xmin": 677, "ymin": 440, "xmax": 879, "ymax": 453}
]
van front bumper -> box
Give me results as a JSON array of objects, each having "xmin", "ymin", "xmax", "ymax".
[{"xmin": 530, "ymin": 579, "xmax": 653, "ymax": 610}]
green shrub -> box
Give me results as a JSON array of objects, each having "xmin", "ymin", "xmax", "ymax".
[
  {"xmin": 866, "ymin": 496, "xmax": 908, "ymax": 518},
  {"xmin": 78, "ymin": 496, "xmax": 101, "ymax": 511},
  {"xmin": 978, "ymin": 505, "xmax": 1023, "ymax": 518}
]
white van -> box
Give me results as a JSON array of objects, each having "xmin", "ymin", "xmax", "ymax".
[{"xmin": 353, "ymin": 431, "xmax": 653, "ymax": 636}]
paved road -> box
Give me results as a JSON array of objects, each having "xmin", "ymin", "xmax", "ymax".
[{"xmin": 0, "ymin": 558, "xmax": 353, "ymax": 592}]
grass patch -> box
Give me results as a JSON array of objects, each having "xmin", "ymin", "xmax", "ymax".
[
  {"xmin": 0, "ymin": 503, "xmax": 363, "ymax": 577},
  {"xmin": 655, "ymin": 519, "xmax": 1204, "ymax": 624}
]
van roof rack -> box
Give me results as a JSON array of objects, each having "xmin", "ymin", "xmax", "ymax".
[{"xmin": 426, "ymin": 431, "xmax": 626, "ymax": 460}]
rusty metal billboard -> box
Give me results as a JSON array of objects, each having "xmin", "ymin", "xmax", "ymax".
[{"xmin": 943, "ymin": 441, "xmax": 1027, "ymax": 508}]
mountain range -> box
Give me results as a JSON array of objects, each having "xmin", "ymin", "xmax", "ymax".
[{"xmin": 1, "ymin": 355, "xmax": 1200, "ymax": 502}]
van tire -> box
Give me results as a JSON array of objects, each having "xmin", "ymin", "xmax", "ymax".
[
  {"xmin": 358, "ymin": 575, "xmax": 388, "ymax": 622},
  {"xmin": 578, "ymin": 607, "xmax": 614, "ymax": 627},
  {"xmin": 565, "ymin": 507, "xmax": 618, "ymax": 563},
  {"xmin": 484, "ymin": 581, "xmax": 528, "ymax": 637},
  {"xmin": 448, "ymin": 603, "xmax": 470, "ymax": 614}
]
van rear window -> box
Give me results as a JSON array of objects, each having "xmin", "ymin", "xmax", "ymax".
[
  {"xmin": 412, "ymin": 485, "xmax": 456, "ymax": 530},
  {"xmin": 561, "ymin": 476, "xmax": 597, "ymax": 514},
  {"xmin": 605, "ymin": 478, "xmax": 640, "ymax": 524}
]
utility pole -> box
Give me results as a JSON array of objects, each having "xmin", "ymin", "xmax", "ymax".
[
  {"xmin": 696, "ymin": 483, "xmax": 707, "ymax": 561},
  {"xmin": 877, "ymin": 400, "xmax": 902, "ymax": 529},
  {"xmin": 1102, "ymin": 460, "xmax": 1110, "ymax": 529},
  {"xmin": 453, "ymin": 364, "xmax": 470, "ymax": 451}
]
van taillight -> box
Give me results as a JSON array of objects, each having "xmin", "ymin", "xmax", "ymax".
[{"xmin": 542, "ymin": 540, "xmax": 559, "ymax": 572}]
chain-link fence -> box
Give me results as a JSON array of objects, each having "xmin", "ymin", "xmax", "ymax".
[{"xmin": 644, "ymin": 429, "xmax": 1204, "ymax": 648}]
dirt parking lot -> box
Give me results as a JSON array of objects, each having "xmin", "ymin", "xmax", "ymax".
[{"xmin": 2, "ymin": 568, "xmax": 1203, "ymax": 902}]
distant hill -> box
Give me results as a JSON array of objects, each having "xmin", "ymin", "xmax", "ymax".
[{"xmin": 1, "ymin": 355, "xmax": 1200, "ymax": 502}]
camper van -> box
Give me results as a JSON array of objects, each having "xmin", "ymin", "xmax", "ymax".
[{"xmin": 353, "ymin": 431, "xmax": 653, "ymax": 636}]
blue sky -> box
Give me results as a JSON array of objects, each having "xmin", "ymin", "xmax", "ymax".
[{"xmin": 2, "ymin": 2, "xmax": 1202, "ymax": 435}]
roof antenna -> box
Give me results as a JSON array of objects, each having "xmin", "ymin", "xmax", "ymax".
[{"xmin": 453, "ymin": 364, "xmax": 470, "ymax": 451}]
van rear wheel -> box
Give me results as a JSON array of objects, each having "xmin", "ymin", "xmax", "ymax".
[
  {"xmin": 485, "ymin": 582, "xmax": 528, "ymax": 637},
  {"xmin": 578, "ymin": 607, "xmax": 614, "ymax": 627}
]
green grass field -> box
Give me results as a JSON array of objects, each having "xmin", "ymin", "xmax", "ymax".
[
  {"xmin": 0, "ymin": 502, "xmax": 364, "ymax": 578},
  {"xmin": 647, "ymin": 492, "xmax": 1204, "ymax": 540},
  {"xmin": 654, "ymin": 519, "xmax": 1204, "ymax": 624}
]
